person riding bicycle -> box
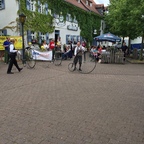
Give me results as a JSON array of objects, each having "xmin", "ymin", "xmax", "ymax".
[{"xmin": 73, "ymin": 41, "xmax": 85, "ymax": 71}]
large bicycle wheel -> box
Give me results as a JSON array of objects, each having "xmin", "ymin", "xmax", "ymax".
[
  {"xmin": 16, "ymin": 52, "xmax": 24, "ymax": 68},
  {"xmin": 54, "ymin": 51, "xmax": 62, "ymax": 66},
  {"xmin": 79, "ymin": 51, "xmax": 97, "ymax": 74},
  {"xmin": 26, "ymin": 48, "xmax": 36, "ymax": 69},
  {"xmin": 68, "ymin": 62, "xmax": 75, "ymax": 72}
]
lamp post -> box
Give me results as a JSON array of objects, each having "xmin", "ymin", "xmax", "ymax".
[{"xmin": 19, "ymin": 13, "xmax": 26, "ymax": 64}]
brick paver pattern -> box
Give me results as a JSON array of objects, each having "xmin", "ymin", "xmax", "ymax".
[{"xmin": 0, "ymin": 60, "xmax": 144, "ymax": 144}]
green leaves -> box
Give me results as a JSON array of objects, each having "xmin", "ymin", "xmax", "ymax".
[
  {"xmin": 105, "ymin": 0, "xmax": 144, "ymax": 39},
  {"xmin": 18, "ymin": 0, "xmax": 102, "ymax": 44}
]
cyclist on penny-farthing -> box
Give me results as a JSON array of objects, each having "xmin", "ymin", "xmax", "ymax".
[{"xmin": 73, "ymin": 41, "xmax": 85, "ymax": 71}]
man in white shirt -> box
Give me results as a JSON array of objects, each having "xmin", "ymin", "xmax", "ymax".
[
  {"xmin": 7, "ymin": 38, "xmax": 23, "ymax": 74},
  {"xmin": 73, "ymin": 41, "xmax": 85, "ymax": 71}
]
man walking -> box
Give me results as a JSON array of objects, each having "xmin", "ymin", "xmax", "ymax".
[{"xmin": 7, "ymin": 38, "xmax": 23, "ymax": 74}]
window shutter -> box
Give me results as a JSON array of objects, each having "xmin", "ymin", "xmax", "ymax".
[
  {"xmin": 77, "ymin": 36, "xmax": 80, "ymax": 42},
  {"xmin": 26, "ymin": 0, "xmax": 30, "ymax": 10},
  {"xmin": 38, "ymin": 32, "xmax": 41, "ymax": 44},
  {"xmin": 71, "ymin": 35, "xmax": 74, "ymax": 43},
  {"xmin": 3, "ymin": 29, "xmax": 7, "ymax": 36},
  {"xmin": 66, "ymin": 35, "xmax": 69, "ymax": 44},
  {"xmin": 27, "ymin": 30, "xmax": 31, "ymax": 43},
  {"xmin": 45, "ymin": 3, "xmax": 48, "ymax": 15},
  {"xmin": 0, "ymin": 0, "xmax": 5, "ymax": 9},
  {"xmin": 38, "ymin": 0, "xmax": 40, "ymax": 13},
  {"xmin": 46, "ymin": 33, "xmax": 49, "ymax": 43},
  {"xmin": 66, "ymin": 15, "xmax": 69, "ymax": 21}
]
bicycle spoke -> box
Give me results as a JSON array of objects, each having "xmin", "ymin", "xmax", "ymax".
[
  {"xmin": 26, "ymin": 49, "xmax": 36, "ymax": 68},
  {"xmin": 79, "ymin": 52, "xmax": 96, "ymax": 74}
]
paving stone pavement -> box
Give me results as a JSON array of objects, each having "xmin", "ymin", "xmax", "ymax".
[{"xmin": 0, "ymin": 60, "xmax": 144, "ymax": 144}]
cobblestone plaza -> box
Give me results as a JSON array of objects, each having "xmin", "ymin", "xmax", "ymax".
[{"xmin": 0, "ymin": 61, "xmax": 144, "ymax": 144}]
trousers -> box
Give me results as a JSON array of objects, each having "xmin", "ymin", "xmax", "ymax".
[{"xmin": 7, "ymin": 54, "xmax": 20, "ymax": 73}]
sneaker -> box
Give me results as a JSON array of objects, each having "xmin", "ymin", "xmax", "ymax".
[{"xmin": 79, "ymin": 68, "xmax": 82, "ymax": 71}]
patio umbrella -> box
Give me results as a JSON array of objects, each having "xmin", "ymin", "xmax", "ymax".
[{"xmin": 94, "ymin": 32, "xmax": 121, "ymax": 42}]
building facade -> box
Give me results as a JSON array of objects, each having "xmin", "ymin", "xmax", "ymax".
[{"xmin": 0, "ymin": 0, "xmax": 105, "ymax": 48}]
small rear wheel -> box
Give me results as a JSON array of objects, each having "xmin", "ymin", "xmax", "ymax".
[
  {"xmin": 68, "ymin": 63, "xmax": 75, "ymax": 72},
  {"xmin": 54, "ymin": 51, "xmax": 62, "ymax": 66}
]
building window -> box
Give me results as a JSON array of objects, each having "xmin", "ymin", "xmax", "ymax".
[
  {"xmin": 31, "ymin": 31, "xmax": 36, "ymax": 39},
  {"xmin": 66, "ymin": 14, "xmax": 72, "ymax": 22},
  {"xmin": 26, "ymin": 0, "xmax": 36, "ymax": 11},
  {"xmin": 0, "ymin": 0, "xmax": 5, "ymax": 10},
  {"xmin": 38, "ymin": 1, "xmax": 48, "ymax": 14},
  {"xmin": 0, "ymin": 29, "xmax": 7, "ymax": 36},
  {"xmin": 40, "ymin": 33, "xmax": 45, "ymax": 40},
  {"xmin": 39, "ymin": 4, "xmax": 45, "ymax": 13},
  {"xmin": 0, "ymin": 30, "xmax": 4, "ymax": 36},
  {"xmin": 73, "ymin": 16, "xmax": 78, "ymax": 23},
  {"xmin": 66, "ymin": 14, "xmax": 69, "ymax": 21},
  {"xmin": 54, "ymin": 13, "xmax": 59, "ymax": 19}
]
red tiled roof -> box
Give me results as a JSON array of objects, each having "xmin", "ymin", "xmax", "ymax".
[
  {"xmin": 65, "ymin": 0, "xmax": 89, "ymax": 12},
  {"xmin": 96, "ymin": 4, "xmax": 104, "ymax": 8},
  {"xmin": 65, "ymin": 0, "xmax": 104, "ymax": 16}
]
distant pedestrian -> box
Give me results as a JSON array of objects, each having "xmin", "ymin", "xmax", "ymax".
[
  {"xmin": 49, "ymin": 38, "xmax": 55, "ymax": 61},
  {"xmin": 3, "ymin": 37, "xmax": 10, "ymax": 64},
  {"xmin": 121, "ymin": 42, "xmax": 128, "ymax": 61},
  {"xmin": 7, "ymin": 38, "xmax": 23, "ymax": 74}
]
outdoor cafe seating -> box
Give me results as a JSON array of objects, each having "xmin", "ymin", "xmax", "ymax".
[{"xmin": 94, "ymin": 32, "xmax": 124, "ymax": 64}]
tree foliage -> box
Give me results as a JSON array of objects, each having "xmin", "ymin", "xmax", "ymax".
[{"xmin": 105, "ymin": 0, "xmax": 144, "ymax": 40}]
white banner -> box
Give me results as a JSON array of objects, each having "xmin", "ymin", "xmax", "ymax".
[{"xmin": 33, "ymin": 50, "xmax": 52, "ymax": 61}]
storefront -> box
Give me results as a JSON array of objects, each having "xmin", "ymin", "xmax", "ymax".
[{"xmin": 49, "ymin": 13, "xmax": 82, "ymax": 47}]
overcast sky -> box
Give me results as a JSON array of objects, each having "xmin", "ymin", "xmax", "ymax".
[{"xmin": 94, "ymin": 0, "xmax": 109, "ymax": 6}]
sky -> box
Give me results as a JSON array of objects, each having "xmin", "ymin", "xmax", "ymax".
[{"xmin": 94, "ymin": 0, "xmax": 110, "ymax": 6}]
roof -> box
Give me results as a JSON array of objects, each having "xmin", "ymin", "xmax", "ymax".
[
  {"xmin": 65, "ymin": 0, "xmax": 105, "ymax": 16},
  {"xmin": 65, "ymin": 0, "xmax": 89, "ymax": 12}
]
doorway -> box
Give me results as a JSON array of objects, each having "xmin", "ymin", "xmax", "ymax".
[{"xmin": 55, "ymin": 30, "xmax": 60, "ymax": 44}]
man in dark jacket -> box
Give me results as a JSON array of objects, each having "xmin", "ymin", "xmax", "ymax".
[
  {"xmin": 121, "ymin": 42, "xmax": 128, "ymax": 61},
  {"xmin": 3, "ymin": 37, "xmax": 10, "ymax": 64}
]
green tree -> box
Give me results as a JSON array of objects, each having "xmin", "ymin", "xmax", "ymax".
[{"xmin": 105, "ymin": 0, "xmax": 144, "ymax": 47}]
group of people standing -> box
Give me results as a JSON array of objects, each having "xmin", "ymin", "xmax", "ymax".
[{"xmin": 2, "ymin": 35, "xmax": 129, "ymax": 74}]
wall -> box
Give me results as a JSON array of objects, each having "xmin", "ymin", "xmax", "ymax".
[{"xmin": 0, "ymin": 0, "xmax": 19, "ymax": 36}]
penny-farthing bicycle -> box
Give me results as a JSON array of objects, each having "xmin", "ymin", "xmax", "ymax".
[{"xmin": 68, "ymin": 51, "xmax": 97, "ymax": 74}]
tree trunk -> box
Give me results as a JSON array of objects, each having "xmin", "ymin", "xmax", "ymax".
[{"xmin": 122, "ymin": 37, "xmax": 125, "ymax": 46}]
